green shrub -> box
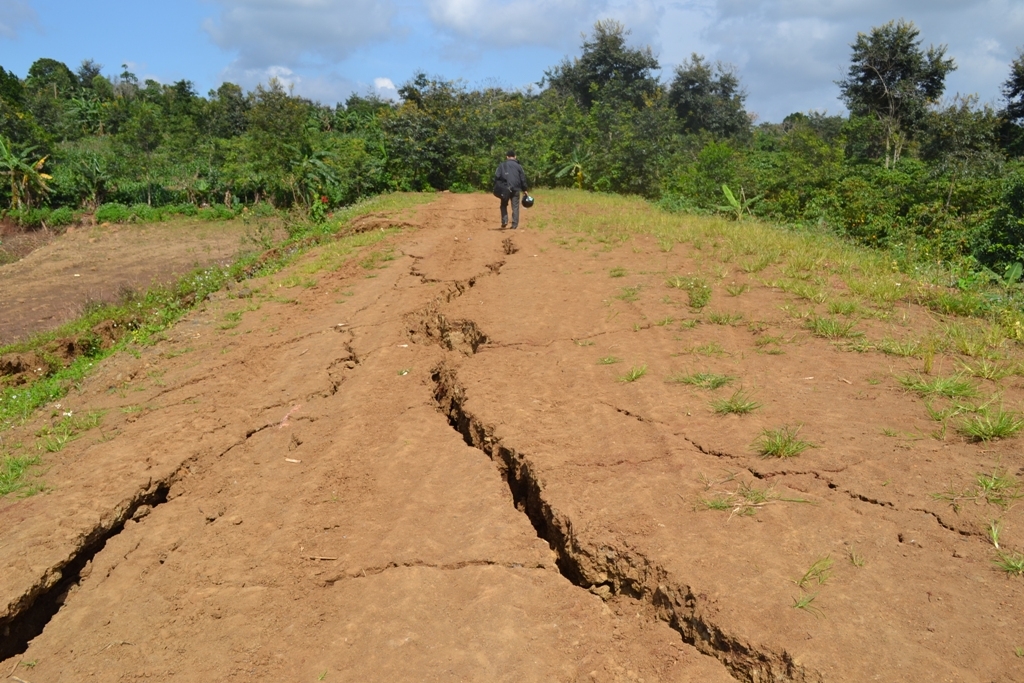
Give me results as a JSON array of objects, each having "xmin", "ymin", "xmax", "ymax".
[{"xmin": 95, "ymin": 203, "xmax": 132, "ymax": 223}]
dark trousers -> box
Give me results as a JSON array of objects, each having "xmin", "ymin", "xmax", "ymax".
[{"xmin": 500, "ymin": 190, "xmax": 520, "ymax": 228}]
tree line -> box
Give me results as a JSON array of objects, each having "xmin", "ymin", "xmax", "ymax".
[{"xmin": 2, "ymin": 19, "xmax": 1024, "ymax": 272}]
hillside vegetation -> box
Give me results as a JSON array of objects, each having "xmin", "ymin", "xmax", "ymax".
[{"xmin": 2, "ymin": 20, "xmax": 1024, "ymax": 276}]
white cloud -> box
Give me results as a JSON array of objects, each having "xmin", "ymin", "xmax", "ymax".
[
  {"xmin": 203, "ymin": 0, "xmax": 397, "ymax": 68},
  {"xmin": 657, "ymin": 0, "xmax": 1024, "ymax": 120},
  {"xmin": 0, "ymin": 0, "xmax": 38, "ymax": 40},
  {"xmin": 374, "ymin": 77, "xmax": 398, "ymax": 99},
  {"xmin": 425, "ymin": 0, "xmax": 662, "ymax": 53}
]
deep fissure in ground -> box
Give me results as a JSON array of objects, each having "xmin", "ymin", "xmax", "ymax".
[{"xmin": 0, "ymin": 480, "xmax": 172, "ymax": 660}]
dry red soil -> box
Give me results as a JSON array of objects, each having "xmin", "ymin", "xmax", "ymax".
[
  {"xmin": 0, "ymin": 220, "xmax": 248, "ymax": 345},
  {"xmin": 1, "ymin": 193, "xmax": 1022, "ymax": 682}
]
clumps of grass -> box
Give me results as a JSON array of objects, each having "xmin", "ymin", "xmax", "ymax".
[
  {"xmin": 36, "ymin": 410, "xmax": 105, "ymax": 452},
  {"xmin": 695, "ymin": 473, "xmax": 810, "ymax": 517},
  {"xmin": 619, "ymin": 364, "xmax": 648, "ymax": 383},
  {"xmin": 848, "ymin": 547, "xmax": 865, "ymax": 567},
  {"xmin": 942, "ymin": 321, "xmax": 1006, "ymax": 358},
  {"xmin": 711, "ymin": 389, "xmax": 761, "ymax": 415},
  {"xmin": 655, "ymin": 317, "xmax": 675, "ymax": 327},
  {"xmin": 755, "ymin": 425, "xmax": 813, "ymax": 458},
  {"xmin": 667, "ymin": 275, "xmax": 711, "ymax": 310},
  {"xmin": 740, "ymin": 253, "xmax": 776, "ymax": 274},
  {"xmin": 691, "ymin": 341, "xmax": 725, "ymax": 356},
  {"xmin": 707, "ymin": 311, "xmax": 742, "ymax": 325},
  {"xmin": 668, "ymin": 371, "xmax": 734, "ymax": 389},
  {"xmin": 876, "ymin": 336, "xmax": 921, "ymax": 357},
  {"xmin": 791, "ymin": 555, "xmax": 832, "ymax": 617},
  {"xmin": 959, "ymin": 358, "xmax": 1016, "ymax": 381},
  {"xmin": 616, "ymin": 285, "xmax": 642, "ymax": 302},
  {"xmin": 898, "ymin": 373, "xmax": 978, "ymax": 399},
  {"xmin": 933, "ymin": 464, "xmax": 1019, "ymax": 511},
  {"xmin": 598, "ymin": 356, "xmax": 622, "ymax": 365},
  {"xmin": 807, "ymin": 316, "xmax": 860, "ymax": 340},
  {"xmin": 994, "ymin": 551, "xmax": 1024, "ymax": 576},
  {"xmin": 609, "ymin": 266, "xmax": 628, "ymax": 278},
  {"xmin": 828, "ymin": 300, "xmax": 859, "ymax": 316},
  {"xmin": 725, "ymin": 282, "xmax": 749, "ymax": 296},
  {"xmin": 1, "ymin": 452, "xmax": 42, "ymax": 497},
  {"xmin": 958, "ymin": 406, "xmax": 1024, "ymax": 442}
]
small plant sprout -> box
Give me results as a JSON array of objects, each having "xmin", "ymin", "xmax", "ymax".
[
  {"xmin": 848, "ymin": 547, "xmax": 865, "ymax": 567},
  {"xmin": 668, "ymin": 372, "xmax": 734, "ymax": 389},
  {"xmin": 655, "ymin": 316, "xmax": 675, "ymax": 327},
  {"xmin": 796, "ymin": 555, "xmax": 834, "ymax": 588},
  {"xmin": 692, "ymin": 341, "xmax": 726, "ymax": 356},
  {"xmin": 609, "ymin": 267, "xmax": 627, "ymax": 278},
  {"xmin": 694, "ymin": 476, "xmax": 810, "ymax": 517},
  {"xmin": 711, "ymin": 389, "xmax": 761, "ymax": 415},
  {"xmin": 959, "ymin": 358, "xmax": 1015, "ymax": 381},
  {"xmin": 988, "ymin": 519, "xmax": 1003, "ymax": 549},
  {"xmin": 619, "ymin": 364, "xmax": 648, "ymax": 382},
  {"xmin": 598, "ymin": 356, "xmax": 622, "ymax": 365},
  {"xmin": 791, "ymin": 592, "xmax": 823, "ymax": 617},
  {"xmin": 574, "ymin": 339, "xmax": 596, "ymax": 346},
  {"xmin": 1015, "ymin": 646, "xmax": 1024, "ymax": 658},
  {"xmin": 617, "ymin": 285, "xmax": 642, "ymax": 302},
  {"xmin": 993, "ymin": 551, "xmax": 1024, "ymax": 576},
  {"xmin": 756, "ymin": 426, "xmax": 813, "ymax": 458}
]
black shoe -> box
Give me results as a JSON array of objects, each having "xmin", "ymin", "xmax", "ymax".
[
  {"xmin": 500, "ymin": 223, "xmax": 507, "ymax": 229},
  {"xmin": 510, "ymin": 225, "xmax": 518, "ymax": 230}
]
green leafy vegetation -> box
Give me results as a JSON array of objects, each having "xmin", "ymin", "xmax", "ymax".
[
  {"xmin": 619, "ymin": 364, "xmax": 648, "ymax": 382},
  {"xmin": 899, "ymin": 373, "xmax": 979, "ymax": 399}
]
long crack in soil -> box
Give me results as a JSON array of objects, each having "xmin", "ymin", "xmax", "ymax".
[
  {"xmin": 416, "ymin": 239, "xmax": 820, "ymax": 683},
  {"xmin": 0, "ymin": 478, "xmax": 173, "ymax": 660}
]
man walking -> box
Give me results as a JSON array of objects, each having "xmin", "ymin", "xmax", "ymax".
[{"xmin": 494, "ymin": 150, "xmax": 529, "ymax": 230}]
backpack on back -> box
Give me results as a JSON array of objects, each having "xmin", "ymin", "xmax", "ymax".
[{"xmin": 492, "ymin": 162, "xmax": 512, "ymax": 200}]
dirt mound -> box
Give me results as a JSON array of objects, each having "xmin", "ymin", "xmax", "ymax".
[{"xmin": 0, "ymin": 193, "xmax": 1022, "ymax": 681}]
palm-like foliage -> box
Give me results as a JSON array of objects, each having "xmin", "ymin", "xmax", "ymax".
[{"xmin": 0, "ymin": 135, "xmax": 52, "ymax": 209}]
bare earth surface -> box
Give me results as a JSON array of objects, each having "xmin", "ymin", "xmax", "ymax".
[
  {"xmin": 0, "ymin": 220, "xmax": 249, "ymax": 345},
  {"xmin": 1, "ymin": 193, "xmax": 1022, "ymax": 682}
]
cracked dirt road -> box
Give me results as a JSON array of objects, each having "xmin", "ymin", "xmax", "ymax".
[{"xmin": 1, "ymin": 193, "xmax": 1022, "ymax": 681}]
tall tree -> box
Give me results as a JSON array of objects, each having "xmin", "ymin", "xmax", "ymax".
[
  {"xmin": 667, "ymin": 54, "xmax": 749, "ymax": 138},
  {"xmin": 837, "ymin": 19, "xmax": 955, "ymax": 167},
  {"xmin": 544, "ymin": 20, "xmax": 659, "ymax": 110},
  {"xmin": 1004, "ymin": 49, "xmax": 1024, "ymax": 123}
]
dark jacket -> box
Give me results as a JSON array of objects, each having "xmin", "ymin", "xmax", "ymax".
[{"xmin": 495, "ymin": 159, "xmax": 528, "ymax": 192}]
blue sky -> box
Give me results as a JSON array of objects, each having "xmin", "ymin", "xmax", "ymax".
[{"xmin": 1, "ymin": 0, "xmax": 1022, "ymax": 122}]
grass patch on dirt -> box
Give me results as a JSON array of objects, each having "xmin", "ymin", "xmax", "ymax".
[
  {"xmin": 711, "ymin": 389, "xmax": 761, "ymax": 415},
  {"xmin": 667, "ymin": 371, "xmax": 734, "ymax": 389},
  {"xmin": 756, "ymin": 425, "xmax": 813, "ymax": 458},
  {"xmin": 0, "ymin": 452, "xmax": 42, "ymax": 497}
]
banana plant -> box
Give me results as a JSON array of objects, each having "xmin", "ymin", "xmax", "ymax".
[
  {"xmin": 0, "ymin": 135, "xmax": 52, "ymax": 209},
  {"xmin": 717, "ymin": 184, "xmax": 762, "ymax": 221},
  {"xmin": 555, "ymin": 146, "xmax": 592, "ymax": 190}
]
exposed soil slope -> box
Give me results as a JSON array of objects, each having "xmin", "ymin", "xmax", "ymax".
[
  {"xmin": 0, "ymin": 220, "xmax": 249, "ymax": 345},
  {"xmin": 1, "ymin": 193, "xmax": 1022, "ymax": 682}
]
